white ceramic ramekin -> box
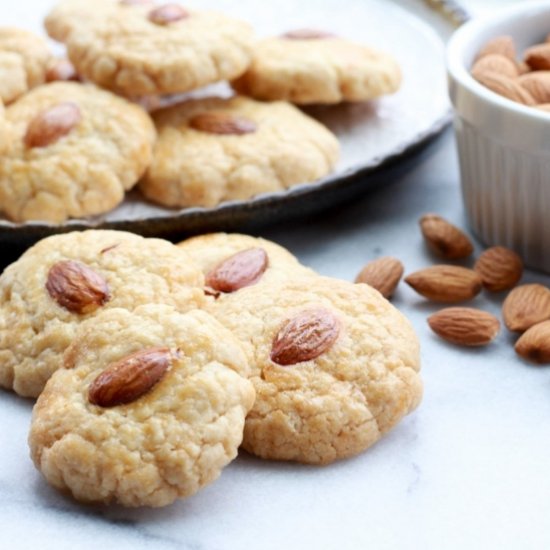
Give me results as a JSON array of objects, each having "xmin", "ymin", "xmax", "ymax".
[{"xmin": 447, "ymin": 1, "xmax": 550, "ymax": 273}]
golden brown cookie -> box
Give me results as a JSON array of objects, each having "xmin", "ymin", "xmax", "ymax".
[
  {"xmin": 140, "ymin": 96, "xmax": 340, "ymax": 208},
  {"xmin": 0, "ymin": 82, "xmax": 155, "ymax": 223},
  {"xmin": 0, "ymin": 28, "xmax": 51, "ymax": 104},
  {"xmin": 0, "ymin": 230, "xmax": 205, "ymax": 398},
  {"xmin": 61, "ymin": 2, "xmax": 255, "ymax": 96},
  {"xmin": 29, "ymin": 305, "xmax": 255, "ymax": 507},
  {"xmin": 207, "ymin": 276, "xmax": 422, "ymax": 465},
  {"xmin": 233, "ymin": 30, "xmax": 401, "ymax": 104}
]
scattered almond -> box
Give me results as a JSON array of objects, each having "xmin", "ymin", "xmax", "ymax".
[
  {"xmin": 354, "ymin": 256, "xmax": 403, "ymax": 298},
  {"xmin": 502, "ymin": 284, "xmax": 550, "ymax": 332},
  {"xmin": 405, "ymin": 265, "xmax": 482, "ymax": 303},
  {"xmin": 471, "ymin": 54, "xmax": 519, "ymax": 79},
  {"xmin": 25, "ymin": 102, "xmax": 82, "ymax": 148},
  {"xmin": 518, "ymin": 72, "xmax": 550, "ymax": 104},
  {"xmin": 524, "ymin": 43, "xmax": 550, "ymax": 71},
  {"xmin": 88, "ymin": 347, "xmax": 172, "ymax": 407},
  {"xmin": 473, "ymin": 72, "xmax": 536, "ymax": 105},
  {"xmin": 428, "ymin": 307, "xmax": 500, "ymax": 346},
  {"xmin": 419, "ymin": 213, "xmax": 473, "ymax": 259},
  {"xmin": 474, "ymin": 246, "xmax": 523, "ymax": 292},
  {"xmin": 271, "ymin": 308, "xmax": 340, "ymax": 365},
  {"xmin": 515, "ymin": 320, "xmax": 550, "ymax": 364},
  {"xmin": 476, "ymin": 35, "xmax": 517, "ymax": 62},
  {"xmin": 148, "ymin": 4, "xmax": 189, "ymax": 25},
  {"xmin": 190, "ymin": 112, "xmax": 257, "ymax": 135}
]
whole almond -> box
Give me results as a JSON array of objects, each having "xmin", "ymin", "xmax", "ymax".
[
  {"xmin": 474, "ymin": 72, "xmax": 536, "ymax": 105},
  {"xmin": 148, "ymin": 4, "xmax": 189, "ymax": 25},
  {"xmin": 271, "ymin": 308, "xmax": 340, "ymax": 366},
  {"xmin": 205, "ymin": 248, "xmax": 268, "ymax": 293},
  {"xmin": 405, "ymin": 265, "xmax": 482, "ymax": 303},
  {"xmin": 189, "ymin": 112, "xmax": 257, "ymax": 135},
  {"xmin": 476, "ymin": 36, "xmax": 517, "ymax": 62},
  {"xmin": 88, "ymin": 347, "xmax": 172, "ymax": 407},
  {"xmin": 428, "ymin": 307, "xmax": 500, "ymax": 346},
  {"xmin": 524, "ymin": 43, "xmax": 550, "ymax": 71},
  {"xmin": 46, "ymin": 260, "xmax": 110, "ymax": 314},
  {"xmin": 515, "ymin": 320, "xmax": 550, "ymax": 364},
  {"xmin": 519, "ymin": 72, "xmax": 550, "ymax": 104},
  {"xmin": 419, "ymin": 214, "xmax": 474, "ymax": 259},
  {"xmin": 354, "ymin": 256, "xmax": 403, "ymax": 298},
  {"xmin": 282, "ymin": 29, "xmax": 336, "ymax": 40},
  {"xmin": 502, "ymin": 284, "xmax": 550, "ymax": 332},
  {"xmin": 517, "ymin": 61, "xmax": 531, "ymax": 75},
  {"xmin": 471, "ymin": 54, "xmax": 519, "ymax": 79},
  {"xmin": 474, "ymin": 246, "xmax": 523, "ymax": 292},
  {"xmin": 45, "ymin": 59, "xmax": 79, "ymax": 83},
  {"xmin": 25, "ymin": 102, "xmax": 82, "ymax": 148}
]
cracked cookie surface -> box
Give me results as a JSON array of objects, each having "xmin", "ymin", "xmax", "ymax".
[
  {"xmin": 29, "ymin": 305, "xmax": 254, "ymax": 507},
  {"xmin": 140, "ymin": 96, "xmax": 339, "ymax": 208},
  {"xmin": 232, "ymin": 33, "xmax": 401, "ymax": 105},
  {"xmin": 207, "ymin": 276, "xmax": 422, "ymax": 464},
  {"xmin": 0, "ymin": 82, "xmax": 155, "ymax": 222},
  {"xmin": 0, "ymin": 230, "xmax": 205, "ymax": 398}
]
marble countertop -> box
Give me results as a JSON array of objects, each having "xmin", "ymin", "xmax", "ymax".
[{"xmin": 2, "ymin": 1, "xmax": 550, "ymax": 549}]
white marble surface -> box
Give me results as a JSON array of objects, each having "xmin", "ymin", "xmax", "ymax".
[{"xmin": 2, "ymin": 1, "xmax": 550, "ymax": 549}]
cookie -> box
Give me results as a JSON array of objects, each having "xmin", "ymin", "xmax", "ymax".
[
  {"xmin": 62, "ymin": 2, "xmax": 255, "ymax": 97},
  {"xmin": 0, "ymin": 82, "xmax": 155, "ymax": 223},
  {"xmin": 29, "ymin": 305, "xmax": 255, "ymax": 507},
  {"xmin": 140, "ymin": 96, "xmax": 340, "ymax": 208},
  {"xmin": 0, "ymin": 28, "xmax": 51, "ymax": 104},
  {"xmin": 207, "ymin": 276, "xmax": 422, "ymax": 464},
  {"xmin": 232, "ymin": 30, "xmax": 401, "ymax": 105},
  {"xmin": 0, "ymin": 230, "xmax": 205, "ymax": 398},
  {"xmin": 178, "ymin": 233, "xmax": 316, "ymax": 291}
]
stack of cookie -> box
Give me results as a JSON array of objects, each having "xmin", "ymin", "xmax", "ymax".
[
  {"xmin": 0, "ymin": 0, "xmax": 401, "ymax": 223},
  {"xmin": 0, "ymin": 229, "xmax": 422, "ymax": 507}
]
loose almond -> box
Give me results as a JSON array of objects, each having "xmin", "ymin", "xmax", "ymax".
[
  {"xmin": 525, "ymin": 43, "xmax": 550, "ymax": 71},
  {"xmin": 271, "ymin": 308, "xmax": 340, "ymax": 365},
  {"xmin": 282, "ymin": 29, "xmax": 336, "ymax": 40},
  {"xmin": 502, "ymin": 284, "xmax": 550, "ymax": 332},
  {"xmin": 474, "ymin": 72, "xmax": 536, "ymax": 105},
  {"xmin": 471, "ymin": 54, "xmax": 519, "ymax": 79},
  {"xmin": 25, "ymin": 102, "xmax": 82, "ymax": 148},
  {"xmin": 476, "ymin": 36, "xmax": 517, "ymax": 62},
  {"xmin": 205, "ymin": 248, "xmax": 268, "ymax": 293},
  {"xmin": 519, "ymin": 72, "xmax": 550, "ymax": 104},
  {"xmin": 354, "ymin": 256, "xmax": 403, "ymax": 298},
  {"xmin": 428, "ymin": 307, "xmax": 500, "ymax": 346},
  {"xmin": 474, "ymin": 246, "xmax": 523, "ymax": 292},
  {"xmin": 419, "ymin": 213, "xmax": 474, "ymax": 259},
  {"xmin": 189, "ymin": 112, "xmax": 257, "ymax": 135},
  {"xmin": 405, "ymin": 265, "xmax": 482, "ymax": 303},
  {"xmin": 46, "ymin": 260, "xmax": 110, "ymax": 314},
  {"xmin": 515, "ymin": 320, "xmax": 550, "ymax": 364},
  {"xmin": 148, "ymin": 3, "xmax": 189, "ymax": 24},
  {"xmin": 88, "ymin": 347, "xmax": 172, "ymax": 407}
]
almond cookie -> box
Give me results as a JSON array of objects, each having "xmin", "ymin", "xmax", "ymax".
[
  {"xmin": 0, "ymin": 230, "xmax": 205, "ymax": 398},
  {"xmin": 207, "ymin": 276, "xmax": 422, "ymax": 465},
  {"xmin": 62, "ymin": 2, "xmax": 255, "ymax": 97},
  {"xmin": 0, "ymin": 82, "xmax": 155, "ymax": 222},
  {"xmin": 0, "ymin": 28, "xmax": 51, "ymax": 104},
  {"xmin": 29, "ymin": 305, "xmax": 255, "ymax": 507},
  {"xmin": 232, "ymin": 31, "xmax": 401, "ymax": 104},
  {"xmin": 140, "ymin": 96, "xmax": 340, "ymax": 208}
]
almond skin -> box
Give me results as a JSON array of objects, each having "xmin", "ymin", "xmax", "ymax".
[
  {"xmin": 471, "ymin": 54, "xmax": 519, "ymax": 79},
  {"xmin": 205, "ymin": 248, "xmax": 268, "ymax": 293},
  {"xmin": 405, "ymin": 265, "xmax": 482, "ymax": 303},
  {"xmin": 148, "ymin": 4, "xmax": 189, "ymax": 25},
  {"xmin": 524, "ymin": 43, "xmax": 550, "ymax": 71},
  {"xmin": 282, "ymin": 29, "xmax": 336, "ymax": 40},
  {"xmin": 428, "ymin": 307, "xmax": 500, "ymax": 346},
  {"xmin": 88, "ymin": 347, "xmax": 172, "ymax": 407},
  {"xmin": 189, "ymin": 112, "xmax": 257, "ymax": 135},
  {"xmin": 474, "ymin": 72, "xmax": 536, "ymax": 105},
  {"xmin": 474, "ymin": 246, "xmax": 523, "ymax": 292},
  {"xmin": 476, "ymin": 36, "xmax": 517, "ymax": 62},
  {"xmin": 25, "ymin": 102, "xmax": 82, "ymax": 148},
  {"xmin": 46, "ymin": 260, "xmax": 110, "ymax": 314},
  {"xmin": 515, "ymin": 320, "xmax": 550, "ymax": 364},
  {"xmin": 354, "ymin": 256, "xmax": 403, "ymax": 299},
  {"xmin": 519, "ymin": 72, "xmax": 550, "ymax": 104},
  {"xmin": 271, "ymin": 308, "xmax": 340, "ymax": 366},
  {"xmin": 419, "ymin": 213, "xmax": 474, "ymax": 259},
  {"xmin": 502, "ymin": 284, "xmax": 550, "ymax": 332}
]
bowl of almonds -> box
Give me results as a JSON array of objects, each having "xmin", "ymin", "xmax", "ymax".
[{"xmin": 446, "ymin": 0, "xmax": 550, "ymax": 273}]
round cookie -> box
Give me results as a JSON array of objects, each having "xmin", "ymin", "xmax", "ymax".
[
  {"xmin": 29, "ymin": 305, "xmax": 255, "ymax": 507},
  {"xmin": 0, "ymin": 82, "xmax": 155, "ymax": 223},
  {"xmin": 64, "ymin": 2, "xmax": 255, "ymax": 97},
  {"xmin": 0, "ymin": 230, "xmax": 205, "ymax": 398},
  {"xmin": 232, "ymin": 31, "xmax": 401, "ymax": 105},
  {"xmin": 207, "ymin": 276, "xmax": 422, "ymax": 465},
  {"xmin": 0, "ymin": 28, "xmax": 51, "ymax": 104},
  {"xmin": 140, "ymin": 96, "xmax": 340, "ymax": 208}
]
